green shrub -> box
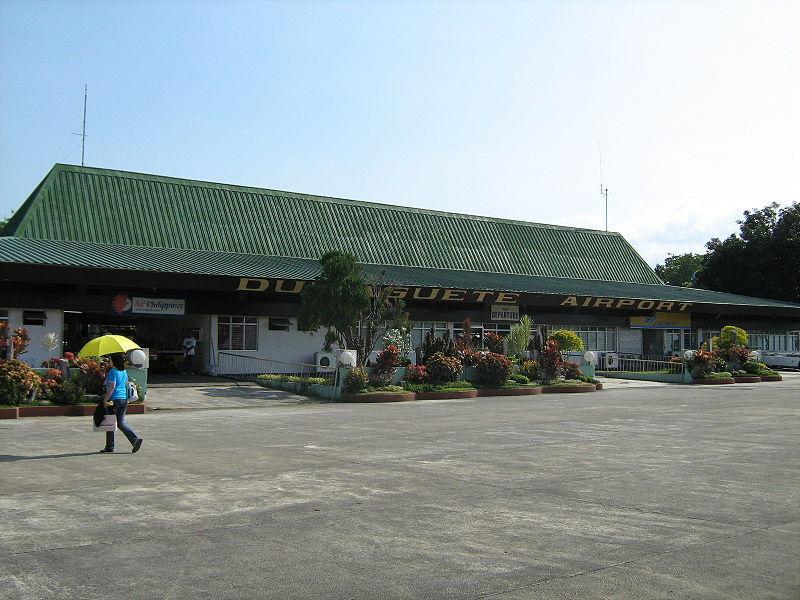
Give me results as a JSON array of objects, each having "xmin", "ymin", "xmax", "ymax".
[
  {"xmin": 0, "ymin": 360, "xmax": 40, "ymax": 405},
  {"xmin": 519, "ymin": 360, "xmax": 541, "ymax": 381},
  {"xmin": 742, "ymin": 360, "xmax": 778, "ymax": 377},
  {"xmin": 562, "ymin": 360, "xmax": 582, "ymax": 380},
  {"xmin": 538, "ymin": 340, "xmax": 563, "ymax": 381},
  {"xmin": 403, "ymin": 380, "xmax": 475, "ymax": 393},
  {"xmin": 426, "ymin": 352, "xmax": 462, "ymax": 383},
  {"xmin": 345, "ymin": 367, "xmax": 369, "ymax": 392},
  {"xmin": 548, "ymin": 329, "xmax": 584, "ymax": 352},
  {"xmin": 703, "ymin": 371, "xmax": 732, "ymax": 379},
  {"xmin": 476, "ymin": 352, "xmax": 512, "ymax": 385},
  {"xmin": 718, "ymin": 326, "xmax": 748, "ymax": 349},
  {"xmin": 483, "ymin": 332, "xmax": 504, "ymax": 354},
  {"xmin": 509, "ymin": 373, "xmax": 530, "ymax": 385}
]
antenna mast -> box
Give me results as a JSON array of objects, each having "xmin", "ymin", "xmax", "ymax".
[
  {"xmin": 599, "ymin": 142, "xmax": 608, "ymax": 231},
  {"xmin": 81, "ymin": 84, "xmax": 87, "ymax": 166}
]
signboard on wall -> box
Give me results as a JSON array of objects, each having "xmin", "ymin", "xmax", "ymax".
[
  {"xmin": 112, "ymin": 294, "xmax": 186, "ymax": 316},
  {"xmin": 630, "ymin": 312, "xmax": 691, "ymax": 329},
  {"xmin": 490, "ymin": 304, "xmax": 520, "ymax": 321}
]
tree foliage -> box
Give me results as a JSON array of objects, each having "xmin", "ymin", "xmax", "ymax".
[
  {"xmin": 654, "ymin": 253, "xmax": 705, "ymax": 287},
  {"xmin": 695, "ymin": 202, "xmax": 800, "ymax": 303},
  {"xmin": 0, "ymin": 211, "xmax": 13, "ymax": 235},
  {"xmin": 297, "ymin": 251, "xmax": 405, "ymax": 366},
  {"xmin": 656, "ymin": 202, "xmax": 799, "ymax": 303}
]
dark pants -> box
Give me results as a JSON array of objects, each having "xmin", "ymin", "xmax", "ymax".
[{"xmin": 104, "ymin": 400, "xmax": 139, "ymax": 450}]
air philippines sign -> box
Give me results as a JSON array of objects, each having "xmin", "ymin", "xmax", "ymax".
[{"xmin": 112, "ymin": 294, "xmax": 186, "ymax": 316}]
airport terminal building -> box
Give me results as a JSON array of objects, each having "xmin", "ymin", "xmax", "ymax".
[{"xmin": 2, "ymin": 164, "xmax": 799, "ymax": 372}]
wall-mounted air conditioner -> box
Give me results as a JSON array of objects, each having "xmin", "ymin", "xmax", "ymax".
[
  {"xmin": 315, "ymin": 352, "xmax": 337, "ymax": 372},
  {"xmin": 601, "ymin": 352, "xmax": 619, "ymax": 369}
]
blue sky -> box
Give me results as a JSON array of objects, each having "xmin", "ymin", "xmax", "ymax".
[{"xmin": 1, "ymin": 0, "xmax": 798, "ymax": 265}]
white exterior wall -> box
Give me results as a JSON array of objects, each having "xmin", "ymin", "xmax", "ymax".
[
  {"xmin": 0, "ymin": 308, "xmax": 63, "ymax": 367},
  {"xmin": 211, "ymin": 315, "xmax": 329, "ymax": 374},
  {"xmin": 617, "ymin": 328, "xmax": 642, "ymax": 355}
]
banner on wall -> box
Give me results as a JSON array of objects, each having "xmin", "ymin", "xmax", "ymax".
[
  {"xmin": 630, "ymin": 312, "xmax": 691, "ymax": 329},
  {"xmin": 112, "ymin": 294, "xmax": 186, "ymax": 316}
]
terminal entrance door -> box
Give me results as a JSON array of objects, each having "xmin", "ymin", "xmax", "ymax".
[{"xmin": 642, "ymin": 329, "xmax": 664, "ymax": 358}]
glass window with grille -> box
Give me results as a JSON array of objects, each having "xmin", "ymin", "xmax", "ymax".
[
  {"xmin": 411, "ymin": 322, "xmax": 450, "ymax": 350},
  {"xmin": 664, "ymin": 329, "xmax": 697, "ymax": 353},
  {"xmin": 217, "ymin": 316, "xmax": 258, "ymax": 351},
  {"xmin": 749, "ymin": 330, "xmax": 798, "ymax": 352},
  {"xmin": 699, "ymin": 330, "xmax": 719, "ymax": 349},
  {"xmin": 545, "ymin": 325, "xmax": 618, "ymax": 352}
]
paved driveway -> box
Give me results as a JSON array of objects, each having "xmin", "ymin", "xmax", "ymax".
[{"xmin": 1, "ymin": 378, "xmax": 798, "ymax": 599}]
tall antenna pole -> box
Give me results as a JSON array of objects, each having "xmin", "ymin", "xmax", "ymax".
[
  {"xmin": 81, "ymin": 84, "xmax": 87, "ymax": 166},
  {"xmin": 599, "ymin": 142, "xmax": 608, "ymax": 231}
]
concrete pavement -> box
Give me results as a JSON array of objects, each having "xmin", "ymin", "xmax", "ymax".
[{"xmin": 1, "ymin": 378, "xmax": 798, "ymax": 599}]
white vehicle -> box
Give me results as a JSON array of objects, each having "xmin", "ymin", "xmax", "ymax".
[{"xmin": 759, "ymin": 352, "xmax": 800, "ymax": 370}]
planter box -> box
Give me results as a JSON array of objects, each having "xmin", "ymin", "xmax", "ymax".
[
  {"xmin": 414, "ymin": 389, "xmax": 478, "ymax": 400},
  {"xmin": 692, "ymin": 378, "xmax": 735, "ymax": 385},
  {"xmin": 342, "ymin": 392, "xmax": 416, "ymax": 403},
  {"xmin": 595, "ymin": 383, "xmax": 603, "ymax": 390},
  {"xmin": 0, "ymin": 406, "xmax": 19, "ymax": 419},
  {"xmin": 759, "ymin": 375, "xmax": 783, "ymax": 382},
  {"xmin": 14, "ymin": 402, "xmax": 147, "ymax": 418},
  {"xmin": 733, "ymin": 376, "xmax": 761, "ymax": 383},
  {"xmin": 541, "ymin": 384, "xmax": 596, "ymax": 394},
  {"xmin": 476, "ymin": 386, "xmax": 543, "ymax": 397}
]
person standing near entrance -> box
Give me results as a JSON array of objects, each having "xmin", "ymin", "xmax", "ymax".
[
  {"xmin": 182, "ymin": 330, "xmax": 197, "ymax": 374},
  {"xmin": 99, "ymin": 353, "xmax": 142, "ymax": 454}
]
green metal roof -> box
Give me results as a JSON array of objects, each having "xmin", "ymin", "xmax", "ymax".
[
  {"xmin": 5, "ymin": 163, "xmax": 663, "ymax": 285},
  {"xmin": 2, "ymin": 237, "xmax": 799, "ymax": 312}
]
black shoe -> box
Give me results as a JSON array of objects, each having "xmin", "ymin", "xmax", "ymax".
[
  {"xmin": 99, "ymin": 448, "xmax": 114, "ymax": 453},
  {"xmin": 131, "ymin": 439, "xmax": 143, "ymax": 454}
]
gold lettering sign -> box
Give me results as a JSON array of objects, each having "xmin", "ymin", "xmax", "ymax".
[{"xmin": 559, "ymin": 296, "xmax": 692, "ymax": 312}]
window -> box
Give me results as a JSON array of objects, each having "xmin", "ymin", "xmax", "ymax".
[
  {"xmin": 23, "ymin": 311, "xmax": 46, "ymax": 326},
  {"xmin": 544, "ymin": 325, "xmax": 618, "ymax": 352},
  {"xmin": 217, "ymin": 316, "xmax": 258, "ymax": 351},
  {"xmin": 663, "ymin": 329, "xmax": 697, "ymax": 353},
  {"xmin": 411, "ymin": 321, "xmax": 450, "ymax": 351},
  {"xmin": 749, "ymin": 330, "xmax": 799, "ymax": 352},
  {"xmin": 268, "ymin": 318, "xmax": 291, "ymax": 332}
]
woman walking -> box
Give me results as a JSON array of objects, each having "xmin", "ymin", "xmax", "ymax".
[{"xmin": 99, "ymin": 353, "xmax": 143, "ymax": 454}]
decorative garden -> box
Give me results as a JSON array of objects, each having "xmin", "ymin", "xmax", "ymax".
[
  {"xmin": 0, "ymin": 322, "xmax": 145, "ymax": 418},
  {"xmin": 684, "ymin": 325, "xmax": 783, "ymax": 384}
]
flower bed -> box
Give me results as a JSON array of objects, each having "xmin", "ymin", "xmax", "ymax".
[
  {"xmin": 2, "ymin": 401, "xmax": 148, "ymax": 419},
  {"xmin": 415, "ymin": 389, "xmax": 478, "ymax": 400},
  {"xmin": 341, "ymin": 391, "xmax": 415, "ymax": 403},
  {"xmin": 541, "ymin": 383, "xmax": 596, "ymax": 394},
  {"xmin": 732, "ymin": 376, "xmax": 761, "ymax": 383},
  {"xmin": 692, "ymin": 377, "xmax": 735, "ymax": 385},
  {"xmin": 759, "ymin": 374, "xmax": 783, "ymax": 382},
  {"xmin": 476, "ymin": 386, "xmax": 543, "ymax": 397}
]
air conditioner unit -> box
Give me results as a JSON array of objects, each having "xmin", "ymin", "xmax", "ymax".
[
  {"xmin": 314, "ymin": 352, "xmax": 337, "ymax": 372},
  {"xmin": 336, "ymin": 349, "xmax": 357, "ymax": 367},
  {"xmin": 601, "ymin": 353, "xmax": 619, "ymax": 369}
]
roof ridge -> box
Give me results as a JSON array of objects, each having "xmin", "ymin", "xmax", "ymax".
[{"xmin": 52, "ymin": 163, "xmax": 620, "ymax": 236}]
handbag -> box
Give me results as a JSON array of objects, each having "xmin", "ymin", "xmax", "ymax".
[{"xmin": 93, "ymin": 404, "xmax": 118, "ymax": 432}]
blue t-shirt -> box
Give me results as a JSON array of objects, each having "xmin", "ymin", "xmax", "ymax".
[{"xmin": 105, "ymin": 368, "xmax": 129, "ymax": 400}]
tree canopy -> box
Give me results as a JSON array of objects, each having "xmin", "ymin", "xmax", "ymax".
[
  {"xmin": 695, "ymin": 202, "xmax": 799, "ymax": 303},
  {"xmin": 654, "ymin": 253, "xmax": 704, "ymax": 287},
  {"xmin": 656, "ymin": 202, "xmax": 799, "ymax": 303},
  {"xmin": 297, "ymin": 251, "xmax": 406, "ymax": 365}
]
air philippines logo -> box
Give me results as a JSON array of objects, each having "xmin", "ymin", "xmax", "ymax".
[{"xmin": 112, "ymin": 293, "xmax": 132, "ymax": 315}]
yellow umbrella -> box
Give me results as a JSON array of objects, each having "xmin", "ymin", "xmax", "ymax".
[{"xmin": 77, "ymin": 335, "xmax": 141, "ymax": 358}]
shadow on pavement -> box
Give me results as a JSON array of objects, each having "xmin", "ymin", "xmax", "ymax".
[{"xmin": 0, "ymin": 452, "xmax": 99, "ymax": 462}]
